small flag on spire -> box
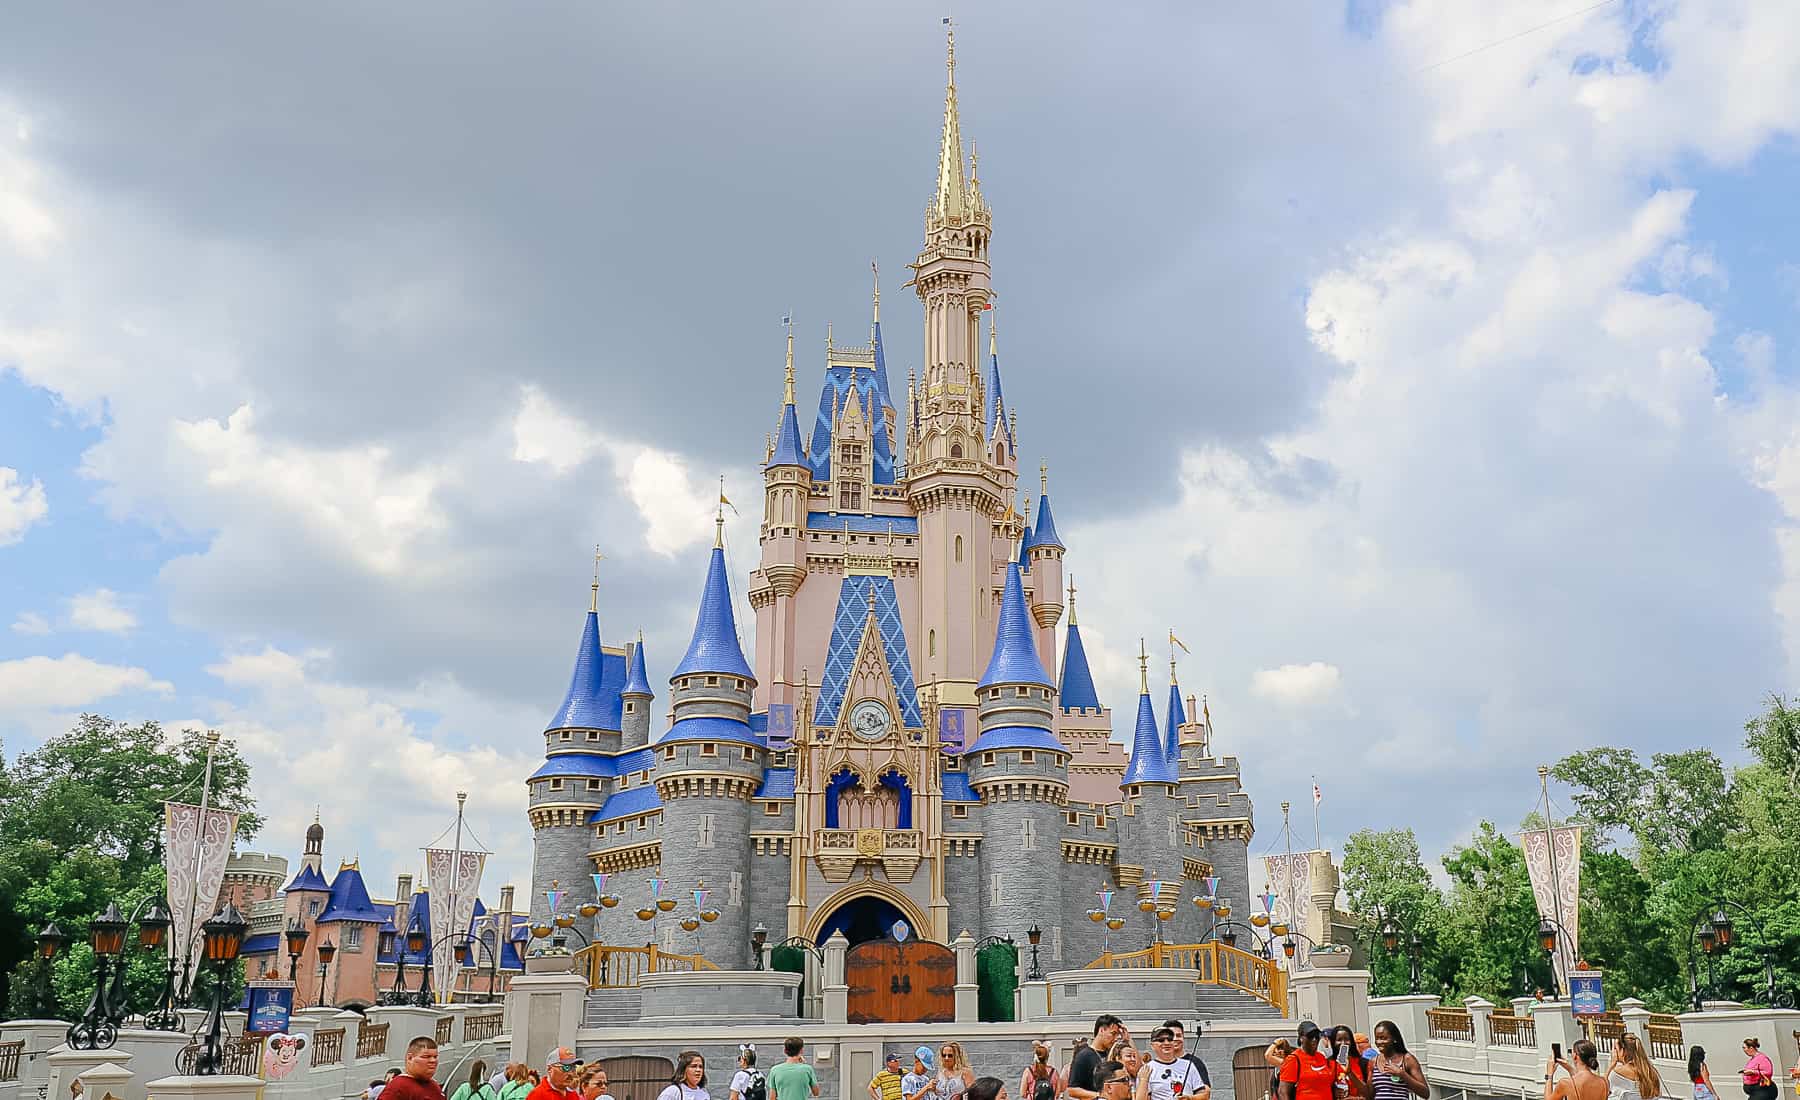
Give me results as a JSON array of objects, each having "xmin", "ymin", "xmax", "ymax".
[
  {"xmin": 1169, "ymin": 631, "xmax": 1190, "ymax": 655},
  {"xmin": 942, "ymin": 16, "xmax": 950, "ymax": 24},
  {"xmin": 1312, "ymin": 779, "xmax": 1322, "ymax": 806},
  {"xmin": 781, "ymin": 313, "xmax": 792, "ymax": 326}
]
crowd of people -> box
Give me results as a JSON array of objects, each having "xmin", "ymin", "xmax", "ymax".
[{"xmin": 347, "ymin": 1017, "xmax": 1800, "ymax": 1100}]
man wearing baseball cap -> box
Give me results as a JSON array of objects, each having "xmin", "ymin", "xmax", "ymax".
[
  {"xmin": 870, "ymin": 1053, "xmax": 905, "ymax": 1100},
  {"xmin": 529, "ymin": 1048, "xmax": 581, "ymax": 1100}
]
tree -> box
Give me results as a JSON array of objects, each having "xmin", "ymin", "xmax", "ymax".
[
  {"xmin": 1438, "ymin": 822, "xmax": 1549, "ymax": 1002},
  {"xmin": 1551, "ymin": 747, "xmax": 1733, "ymax": 857},
  {"xmin": 1342, "ymin": 828, "xmax": 1442, "ymax": 996},
  {"xmin": 0, "ymin": 716, "xmax": 260, "ymax": 1016}
]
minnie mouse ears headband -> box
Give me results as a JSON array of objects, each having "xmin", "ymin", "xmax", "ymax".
[{"xmin": 740, "ymin": 1045, "xmax": 756, "ymax": 1056}]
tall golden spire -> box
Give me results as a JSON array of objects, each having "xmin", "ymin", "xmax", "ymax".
[
  {"xmin": 783, "ymin": 318, "xmax": 796, "ymax": 406},
  {"xmin": 931, "ymin": 19, "xmax": 971, "ymax": 227},
  {"xmin": 590, "ymin": 545, "xmax": 603, "ymax": 612},
  {"xmin": 1067, "ymin": 574, "xmax": 1078, "ymax": 626},
  {"xmin": 871, "ymin": 261, "xmax": 880, "ymax": 325},
  {"xmin": 989, "ymin": 307, "xmax": 998, "ymax": 359},
  {"xmin": 1138, "ymin": 638, "xmax": 1149, "ymax": 693}
]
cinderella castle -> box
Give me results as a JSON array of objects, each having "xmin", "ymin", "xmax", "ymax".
[{"xmin": 526, "ymin": 29, "xmax": 1255, "ymax": 973}]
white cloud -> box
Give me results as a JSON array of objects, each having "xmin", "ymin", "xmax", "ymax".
[
  {"xmin": 0, "ymin": 114, "xmax": 59, "ymax": 258},
  {"xmin": 0, "ymin": 653, "xmax": 172, "ymax": 710},
  {"xmin": 66, "ymin": 588, "xmax": 138, "ymax": 634},
  {"xmin": 9, "ymin": 611, "xmax": 49, "ymax": 635},
  {"xmin": 195, "ymin": 646, "xmax": 540, "ymax": 899},
  {"xmin": 0, "ymin": 467, "xmax": 48, "ymax": 546},
  {"xmin": 1251, "ymin": 663, "xmax": 1344, "ymax": 708},
  {"xmin": 512, "ymin": 384, "xmax": 601, "ymax": 474}
]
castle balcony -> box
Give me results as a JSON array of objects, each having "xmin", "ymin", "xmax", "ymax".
[{"xmin": 813, "ymin": 827, "xmax": 922, "ymax": 883}]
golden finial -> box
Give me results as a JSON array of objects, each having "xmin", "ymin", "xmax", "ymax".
[
  {"xmin": 784, "ymin": 321, "xmax": 796, "ymax": 406},
  {"xmin": 765, "ymin": 432, "xmax": 774, "ymax": 462},
  {"xmin": 1170, "ymin": 631, "xmax": 1179, "ymax": 684},
  {"xmin": 1138, "ymin": 638, "xmax": 1149, "ymax": 693},
  {"xmin": 989, "ymin": 307, "xmax": 998, "ymax": 359},
  {"xmin": 969, "ymin": 140, "xmax": 980, "ymax": 186},
  {"xmin": 715, "ymin": 475, "xmax": 726, "ymax": 548},
  {"xmin": 826, "ymin": 320, "xmax": 833, "ymax": 356},
  {"xmin": 871, "ymin": 261, "xmax": 880, "ymax": 324},
  {"xmin": 1040, "ymin": 460, "xmax": 1047, "ymax": 498},
  {"xmin": 1009, "ymin": 407, "xmax": 1019, "ymax": 449},
  {"xmin": 945, "ymin": 17, "xmax": 956, "ymax": 80},
  {"xmin": 1067, "ymin": 574, "xmax": 1078, "ymax": 625},
  {"xmin": 590, "ymin": 545, "xmax": 604, "ymax": 612}
]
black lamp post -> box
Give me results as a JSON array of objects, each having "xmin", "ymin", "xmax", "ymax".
[
  {"xmin": 1376, "ymin": 915, "xmax": 1424, "ymax": 995},
  {"xmin": 1026, "ymin": 925, "xmax": 1044, "ymax": 982},
  {"xmin": 383, "ymin": 911, "xmax": 431, "ymax": 1006},
  {"xmin": 35, "ymin": 923, "xmax": 66, "ymax": 1019},
  {"xmin": 751, "ymin": 924, "xmax": 768, "ymax": 971},
  {"xmin": 104, "ymin": 895, "xmax": 174, "ymax": 1031},
  {"xmin": 1688, "ymin": 899, "xmax": 1792, "ymax": 1010},
  {"xmin": 285, "ymin": 919, "xmax": 310, "ymax": 983},
  {"xmin": 66, "ymin": 902, "xmax": 127, "ymax": 1049},
  {"xmin": 1534, "ymin": 916, "xmax": 1579, "ymax": 999},
  {"xmin": 314, "ymin": 939, "xmax": 337, "ymax": 1009},
  {"xmin": 194, "ymin": 903, "xmax": 250, "ymax": 1076}
]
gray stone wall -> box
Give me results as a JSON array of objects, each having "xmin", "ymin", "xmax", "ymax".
[
  {"xmin": 621, "ymin": 693, "xmax": 654, "ymax": 750},
  {"xmin": 529, "ymin": 823, "xmax": 598, "ymax": 924},
  {"xmin": 973, "ymin": 797, "xmax": 1064, "ymax": 946},
  {"xmin": 659, "ymin": 792, "xmax": 754, "ymax": 967},
  {"xmin": 748, "ymin": 848, "xmax": 789, "ymax": 941},
  {"xmin": 943, "ymin": 842, "xmax": 982, "ymax": 938}
]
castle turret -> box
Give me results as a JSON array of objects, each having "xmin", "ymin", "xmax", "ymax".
[
  {"xmin": 528, "ymin": 569, "xmax": 620, "ymax": 924},
  {"xmin": 752, "ymin": 327, "xmax": 812, "ymax": 713},
  {"xmin": 1174, "ymin": 692, "xmax": 1255, "ymax": 933},
  {"xmin": 1164, "ymin": 659, "xmax": 1186, "ymax": 767},
  {"xmin": 621, "ymin": 632, "xmax": 654, "ymax": 750},
  {"xmin": 1117, "ymin": 643, "xmax": 1191, "ymax": 934},
  {"xmin": 966, "ymin": 559, "xmax": 1066, "ymax": 945},
  {"xmin": 1024, "ymin": 466, "xmax": 1065, "ymax": 669},
  {"xmin": 655, "ymin": 524, "xmax": 762, "ymax": 967}
]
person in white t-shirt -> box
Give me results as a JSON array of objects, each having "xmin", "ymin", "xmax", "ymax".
[
  {"xmin": 1137, "ymin": 1029, "xmax": 1206, "ymax": 1100},
  {"xmin": 730, "ymin": 1047, "xmax": 762, "ymax": 1100}
]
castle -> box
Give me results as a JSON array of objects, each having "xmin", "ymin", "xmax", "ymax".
[{"xmin": 526, "ymin": 29, "xmax": 1255, "ymax": 973}]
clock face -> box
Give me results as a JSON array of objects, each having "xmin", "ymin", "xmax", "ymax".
[{"xmin": 849, "ymin": 700, "xmax": 893, "ymax": 741}]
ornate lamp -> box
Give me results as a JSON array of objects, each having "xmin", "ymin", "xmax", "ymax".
[
  {"xmin": 317, "ymin": 940, "xmax": 337, "ymax": 967},
  {"xmin": 1711, "ymin": 909, "xmax": 1734, "ymax": 950},
  {"xmin": 35, "ymin": 922, "xmax": 66, "ymax": 1019},
  {"xmin": 1380, "ymin": 918, "xmax": 1400, "ymax": 953},
  {"xmin": 1283, "ymin": 938, "xmax": 1297, "ymax": 960},
  {"xmin": 285, "ymin": 918, "xmax": 310, "ymax": 982},
  {"xmin": 37, "ymin": 922, "xmax": 67, "ymax": 960},
  {"xmin": 1220, "ymin": 928, "xmax": 1238, "ymax": 948},
  {"xmin": 194, "ymin": 903, "xmax": 249, "ymax": 1075},
  {"xmin": 1026, "ymin": 925, "xmax": 1044, "ymax": 982},
  {"xmin": 90, "ymin": 902, "xmax": 128, "ymax": 957},
  {"xmin": 1538, "ymin": 918, "xmax": 1558, "ymax": 956},
  {"xmin": 405, "ymin": 914, "xmax": 428, "ymax": 955},
  {"xmin": 139, "ymin": 898, "xmax": 172, "ymax": 950},
  {"xmin": 751, "ymin": 923, "xmax": 768, "ymax": 970}
]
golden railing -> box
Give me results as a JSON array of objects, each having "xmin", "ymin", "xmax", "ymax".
[
  {"xmin": 1426, "ymin": 1007, "xmax": 1474, "ymax": 1043},
  {"xmin": 1647, "ymin": 1016, "xmax": 1683, "ymax": 1061},
  {"xmin": 1083, "ymin": 941, "xmax": 1287, "ymax": 1015},
  {"xmin": 464, "ymin": 1012, "xmax": 505, "ymax": 1041},
  {"xmin": 311, "ymin": 1028, "xmax": 345, "ymax": 1067},
  {"xmin": 1489, "ymin": 1013, "xmax": 1537, "ymax": 1048},
  {"xmin": 574, "ymin": 943, "xmax": 720, "ymax": 989}
]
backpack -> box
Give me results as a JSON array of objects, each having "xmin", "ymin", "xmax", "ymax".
[
  {"xmin": 1031, "ymin": 1066, "xmax": 1055, "ymax": 1100},
  {"xmin": 745, "ymin": 1072, "xmax": 768, "ymax": 1100}
]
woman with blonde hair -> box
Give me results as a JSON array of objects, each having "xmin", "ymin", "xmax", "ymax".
[
  {"xmin": 933, "ymin": 1044, "xmax": 974, "ymax": 1100},
  {"xmin": 1020, "ymin": 1043, "xmax": 1065, "ymax": 1100},
  {"xmin": 1606, "ymin": 1034, "xmax": 1664, "ymax": 1100}
]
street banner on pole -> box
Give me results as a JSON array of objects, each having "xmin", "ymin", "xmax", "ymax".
[
  {"xmin": 163, "ymin": 801, "xmax": 239, "ymax": 976},
  {"xmin": 1521, "ymin": 825, "xmax": 1583, "ymax": 989},
  {"xmin": 425, "ymin": 847, "xmax": 486, "ymax": 1000}
]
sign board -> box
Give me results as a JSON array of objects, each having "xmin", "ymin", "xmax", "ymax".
[
  {"xmin": 245, "ymin": 979, "xmax": 295, "ymax": 1035},
  {"xmin": 1568, "ymin": 970, "xmax": 1606, "ymax": 1017}
]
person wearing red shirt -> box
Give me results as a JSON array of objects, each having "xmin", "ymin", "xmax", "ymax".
[
  {"xmin": 1280, "ymin": 1023, "xmax": 1340, "ymax": 1100},
  {"xmin": 383, "ymin": 1039, "xmax": 448, "ymax": 1100},
  {"xmin": 529, "ymin": 1047, "xmax": 582, "ymax": 1100}
]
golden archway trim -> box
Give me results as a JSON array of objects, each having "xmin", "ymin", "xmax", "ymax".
[{"xmin": 802, "ymin": 880, "xmax": 934, "ymax": 943}]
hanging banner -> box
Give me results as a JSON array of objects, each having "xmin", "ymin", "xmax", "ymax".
[
  {"xmin": 1567, "ymin": 970, "xmax": 1606, "ymax": 1017},
  {"xmin": 1263, "ymin": 852, "xmax": 1317, "ymax": 971},
  {"xmin": 1520, "ymin": 825, "xmax": 1582, "ymax": 989},
  {"xmin": 424, "ymin": 847, "xmax": 487, "ymax": 1001},
  {"xmin": 245, "ymin": 980, "xmax": 295, "ymax": 1035},
  {"xmin": 163, "ymin": 801, "xmax": 240, "ymax": 980}
]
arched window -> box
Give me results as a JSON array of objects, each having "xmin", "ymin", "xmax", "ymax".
[
  {"xmin": 954, "ymin": 535, "xmax": 963, "ymax": 562},
  {"xmin": 950, "ymin": 443, "xmax": 964, "ymax": 459},
  {"xmin": 929, "ymin": 629, "xmax": 936, "ymax": 657}
]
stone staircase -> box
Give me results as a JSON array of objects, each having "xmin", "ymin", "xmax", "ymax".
[
  {"xmin": 1194, "ymin": 983, "xmax": 1285, "ymax": 1020},
  {"xmin": 582, "ymin": 987, "xmax": 643, "ymax": 1028}
]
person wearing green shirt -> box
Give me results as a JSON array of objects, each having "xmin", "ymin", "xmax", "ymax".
[
  {"xmin": 769, "ymin": 1039, "xmax": 820, "ymax": 1100},
  {"xmin": 452, "ymin": 1062, "xmax": 499, "ymax": 1100}
]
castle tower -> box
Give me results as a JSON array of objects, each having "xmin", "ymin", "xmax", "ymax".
[
  {"xmin": 1118, "ymin": 643, "xmax": 1191, "ymax": 934},
  {"xmin": 966, "ymin": 559, "xmax": 1066, "ymax": 946},
  {"xmin": 621, "ymin": 632, "xmax": 654, "ymax": 751},
  {"xmin": 527, "ymin": 572, "xmax": 619, "ymax": 924},
  {"xmin": 656, "ymin": 524, "xmax": 763, "ymax": 967},
  {"xmin": 1174, "ymin": 693, "xmax": 1255, "ymax": 931},
  {"xmin": 754, "ymin": 327, "xmax": 810, "ymax": 713}
]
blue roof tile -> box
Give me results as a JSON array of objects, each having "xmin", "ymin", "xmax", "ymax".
[
  {"xmin": 1025, "ymin": 493, "xmax": 1064, "ymax": 550},
  {"xmin": 241, "ymin": 933, "xmax": 281, "ymax": 956},
  {"xmin": 979, "ymin": 561, "xmax": 1052, "ymax": 688},
  {"xmin": 1122, "ymin": 692, "xmax": 1177, "ymax": 785},
  {"xmin": 989, "ymin": 348, "xmax": 1012, "ymax": 446},
  {"xmin": 807, "ymin": 365, "xmax": 896, "ymax": 485},
  {"xmin": 1059, "ymin": 623, "xmax": 1101, "ymax": 711},
  {"xmin": 755, "ymin": 768, "xmax": 795, "ymax": 798},
  {"xmin": 967, "ymin": 725, "xmax": 1067, "ymax": 754},
  {"xmin": 1164, "ymin": 683, "xmax": 1185, "ymax": 764},
  {"xmin": 813, "ymin": 575, "xmax": 923, "ymax": 728},
  {"xmin": 672, "ymin": 546, "xmax": 754, "ymax": 679},
  {"xmin": 317, "ymin": 865, "xmax": 387, "ymax": 924},
  {"xmin": 624, "ymin": 636, "xmax": 653, "ymax": 697},
  {"xmin": 545, "ymin": 611, "xmax": 625, "ymax": 733},
  {"xmin": 768, "ymin": 401, "xmax": 807, "ymax": 469},
  {"xmin": 807, "ymin": 512, "xmax": 920, "ymax": 535},
  {"xmin": 941, "ymin": 771, "xmax": 980, "ymax": 803},
  {"xmin": 284, "ymin": 864, "xmax": 329, "ymax": 893},
  {"xmin": 656, "ymin": 714, "xmax": 764, "ymax": 747},
  {"xmin": 529, "ymin": 754, "xmax": 614, "ymax": 781},
  {"xmin": 587, "ymin": 785, "xmax": 663, "ymax": 824}
]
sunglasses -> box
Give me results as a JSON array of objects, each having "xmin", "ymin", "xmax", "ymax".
[{"xmin": 554, "ymin": 1063, "xmax": 583, "ymax": 1073}]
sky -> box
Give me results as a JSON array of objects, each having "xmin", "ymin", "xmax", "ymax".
[{"xmin": 3, "ymin": 1, "xmax": 1800, "ymax": 907}]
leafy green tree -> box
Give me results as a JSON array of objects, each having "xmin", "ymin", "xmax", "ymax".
[
  {"xmin": 1552, "ymin": 747, "xmax": 1732, "ymax": 856},
  {"xmin": 0, "ymin": 716, "xmax": 260, "ymax": 1016},
  {"xmin": 1342, "ymin": 828, "xmax": 1443, "ymax": 996},
  {"xmin": 1438, "ymin": 822, "xmax": 1550, "ymax": 1002}
]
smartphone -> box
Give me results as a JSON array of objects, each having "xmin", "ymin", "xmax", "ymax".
[
  {"xmin": 1337, "ymin": 1048, "xmax": 1349, "ymax": 1068},
  {"xmin": 1551, "ymin": 1043, "xmax": 1563, "ymax": 1062}
]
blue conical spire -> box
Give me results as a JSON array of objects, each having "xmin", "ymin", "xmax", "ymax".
[
  {"xmin": 673, "ymin": 543, "xmax": 754, "ymax": 680},
  {"xmin": 988, "ymin": 311, "xmax": 1012, "ymax": 445},
  {"xmin": 545, "ymin": 607, "xmax": 609, "ymax": 731},
  {"xmin": 624, "ymin": 631, "xmax": 653, "ymax": 697},
  {"xmin": 1059, "ymin": 626, "xmax": 1100, "ymax": 712},
  {"xmin": 1122, "ymin": 645, "xmax": 1177, "ymax": 785},
  {"xmin": 870, "ymin": 263, "xmax": 894, "ymax": 414},
  {"xmin": 1025, "ymin": 491, "xmax": 1064, "ymax": 550},
  {"xmin": 1164, "ymin": 678, "xmax": 1186, "ymax": 765},
  {"xmin": 768, "ymin": 328, "xmax": 807, "ymax": 469},
  {"xmin": 979, "ymin": 560, "xmax": 1051, "ymax": 688}
]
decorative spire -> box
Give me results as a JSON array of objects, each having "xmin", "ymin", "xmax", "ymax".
[
  {"xmin": 671, "ymin": 541, "xmax": 754, "ymax": 680},
  {"xmin": 784, "ymin": 320, "xmax": 796, "ymax": 405},
  {"xmin": 990, "ymin": 307, "xmax": 998, "ymax": 359},
  {"xmin": 1067, "ymin": 575, "xmax": 1078, "ymax": 626},
  {"xmin": 1122, "ymin": 641, "xmax": 1176, "ymax": 785},
  {"xmin": 768, "ymin": 318, "xmax": 807, "ymax": 469},
  {"xmin": 624, "ymin": 629, "xmax": 653, "ymax": 698},
  {"xmin": 931, "ymin": 18, "xmax": 972, "ymax": 227},
  {"xmin": 969, "ymin": 139, "xmax": 985, "ymax": 211},
  {"xmin": 1040, "ymin": 461, "xmax": 1047, "ymax": 498},
  {"xmin": 978, "ymin": 560, "xmax": 1051, "ymax": 688},
  {"xmin": 1058, "ymin": 577, "xmax": 1101, "ymax": 712},
  {"xmin": 545, "ymin": 580, "xmax": 609, "ymax": 733},
  {"xmin": 590, "ymin": 545, "xmax": 603, "ymax": 613},
  {"xmin": 1164, "ymin": 647, "xmax": 1186, "ymax": 766},
  {"xmin": 871, "ymin": 260, "xmax": 880, "ymax": 325},
  {"xmin": 1025, "ymin": 469, "xmax": 1064, "ymax": 551},
  {"xmin": 1138, "ymin": 638, "xmax": 1149, "ymax": 694}
]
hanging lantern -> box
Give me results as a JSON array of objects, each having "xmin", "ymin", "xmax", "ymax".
[
  {"xmin": 1380, "ymin": 918, "xmax": 1400, "ymax": 953},
  {"xmin": 89, "ymin": 902, "xmax": 128, "ymax": 957},
  {"xmin": 139, "ymin": 897, "xmax": 172, "ymax": 950}
]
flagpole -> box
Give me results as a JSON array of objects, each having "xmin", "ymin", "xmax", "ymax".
[
  {"xmin": 180, "ymin": 729, "xmax": 221, "ymax": 1003},
  {"xmin": 1538, "ymin": 764, "xmax": 1569, "ymax": 992},
  {"xmin": 446, "ymin": 791, "xmax": 467, "ymax": 1004},
  {"xmin": 1312, "ymin": 775, "xmax": 1321, "ymax": 850}
]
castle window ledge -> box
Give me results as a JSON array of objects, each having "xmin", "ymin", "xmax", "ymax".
[{"xmin": 812, "ymin": 827, "xmax": 924, "ymax": 883}]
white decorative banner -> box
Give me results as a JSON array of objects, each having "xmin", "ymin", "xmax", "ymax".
[
  {"xmin": 1263, "ymin": 852, "xmax": 1318, "ymax": 972},
  {"xmin": 1521, "ymin": 825, "xmax": 1582, "ymax": 989},
  {"xmin": 425, "ymin": 847, "xmax": 486, "ymax": 1000},
  {"xmin": 163, "ymin": 801, "xmax": 240, "ymax": 981}
]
